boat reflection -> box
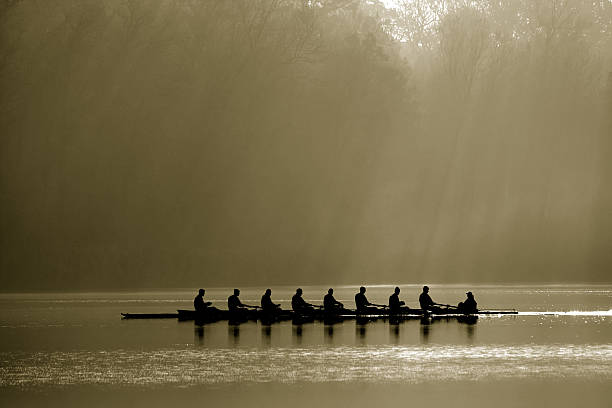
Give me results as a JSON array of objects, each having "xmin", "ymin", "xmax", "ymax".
[
  {"xmin": 195, "ymin": 325, "xmax": 205, "ymax": 345},
  {"xmin": 420, "ymin": 316, "xmax": 432, "ymax": 343},
  {"xmin": 228, "ymin": 323, "xmax": 240, "ymax": 345},
  {"xmin": 390, "ymin": 323, "xmax": 400, "ymax": 343},
  {"xmin": 324, "ymin": 320, "xmax": 341, "ymax": 344},
  {"xmin": 292, "ymin": 324, "xmax": 303, "ymax": 345},
  {"xmin": 262, "ymin": 324, "xmax": 272, "ymax": 346},
  {"xmin": 419, "ymin": 315, "xmax": 479, "ymax": 344},
  {"xmin": 356, "ymin": 323, "xmax": 367, "ymax": 342}
]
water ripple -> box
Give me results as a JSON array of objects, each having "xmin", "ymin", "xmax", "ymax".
[{"xmin": 1, "ymin": 344, "xmax": 611, "ymax": 387}]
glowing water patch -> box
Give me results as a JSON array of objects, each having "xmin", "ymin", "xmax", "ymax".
[
  {"xmin": 518, "ymin": 310, "xmax": 612, "ymax": 316},
  {"xmin": 1, "ymin": 344, "xmax": 611, "ymax": 387}
]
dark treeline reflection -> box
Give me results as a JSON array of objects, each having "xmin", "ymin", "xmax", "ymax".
[{"xmin": 1, "ymin": 0, "xmax": 611, "ymax": 290}]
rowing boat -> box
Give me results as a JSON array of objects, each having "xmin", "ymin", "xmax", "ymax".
[
  {"xmin": 121, "ymin": 313, "xmax": 179, "ymax": 319},
  {"xmin": 121, "ymin": 308, "xmax": 517, "ymax": 321}
]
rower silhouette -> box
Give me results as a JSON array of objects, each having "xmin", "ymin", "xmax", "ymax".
[
  {"xmin": 323, "ymin": 288, "xmax": 345, "ymax": 313},
  {"xmin": 419, "ymin": 286, "xmax": 442, "ymax": 313},
  {"xmin": 261, "ymin": 288, "xmax": 281, "ymax": 313},
  {"xmin": 194, "ymin": 288, "xmax": 220, "ymax": 313},
  {"xmin": 228, "ymin": 289, "xmax": 258, "ymax": 312},
  {"xmin": 292, "ymin": 288, "xmax": 316, "ymax": 313},
  {"xmin": 388, "ymin": 286, "xmax": 410, "ymax": 314},
  {"xmin": 194, "ymin": 289, "xmax": 212, "ymax": 311},
  {"xmin": 355, "ymin": 286, "xmax": 384, "ymax": 314}
]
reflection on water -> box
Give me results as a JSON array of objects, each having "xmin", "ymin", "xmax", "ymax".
[
  {"xmin": 293, "ymin": 325, "xmax": 303, "ymax": 346},
  {"xmin": 229, "ymin": 324, "xmax": 240, "ymax": 346},
  {"xmin": 195, "ymin": 326, "xmax": 204, "ymax": 345},
  {"xmin": 2, "ymin": 344, "xmax": 611, "ymax": 386},
  {"xmin": 390, "ymin": 324, "xmax": 400, "ymax": 344},
  {"xmin": 324, "ymin": 324, "xmax": 334, "ymax": 343},
  {"xmin": 0, "ymin": 285, "xmax": 611, "ymax": 394},
  {"xmin": 356, "ymin": 323, "xmax": 367, "ymax": 343},
  {"xmin": 262, "ymin": 325, "xmax": 272, "ymax": 346},
  {"xmin": 420, "ymin": 318, "xmax": 431, "ymax": 343}
]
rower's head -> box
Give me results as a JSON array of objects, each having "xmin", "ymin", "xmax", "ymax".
[
  {"xmin": 198, "ymin": 288, "xmax": 205, "ymax": 296},
  {"xmin": 423, "ymin": 286, "xmax": 429, "ymax": 293},
  {"xmin": 466, "ymin": 291, "xmax": 473, "ymax": 298},
  {"xmin": 296, "ymin": 288, "xmax": 303, "ymax": 296},
  {"xmin": 394, "ymin": 287, "xmax": 400, "ymax": 295},
  {"xmin": 265, "ymin": 288, "xmax": 272, "ymax": 296},
  {"xmin": 328, "ymin": 288, "xmax": 333, "ymax": 295},
  {"xmin": 359, "ymin": 286, "xmax": 366, "ymax": 294},
  {"xmin": 234, "ymin": 288, "xmax": 240, "ymax": 296}
]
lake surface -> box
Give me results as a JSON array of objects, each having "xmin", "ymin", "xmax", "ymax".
[{"xmin": 1, "ymin": 284, "xmax": 611, "ymax": 407}]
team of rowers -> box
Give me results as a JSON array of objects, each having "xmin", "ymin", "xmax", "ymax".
[{"xmin": 194, "ymin": 286, "xmax": 478, "ymax": 315}]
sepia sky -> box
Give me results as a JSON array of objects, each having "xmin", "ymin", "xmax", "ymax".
[{"xmin": 1, "ymin": 0, "xmax": 611, "ymax": 291}]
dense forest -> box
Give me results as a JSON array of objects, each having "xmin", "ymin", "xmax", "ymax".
[{"xmin": 1, "ymin": 0, "xmax": 611, "ymax": 290}]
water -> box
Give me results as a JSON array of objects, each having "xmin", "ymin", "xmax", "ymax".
[{"xmin": 1, "ymin": 284, "xmax": 611, "ymax": 407}]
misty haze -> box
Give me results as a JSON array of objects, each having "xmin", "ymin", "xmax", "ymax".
[
  {"xmin": 2, "ymin": 0, "xmax": 612, "ymax": 290},
  {"xmin": 1, "ymin": 2, "xmax": 612, "ymax": 408}
]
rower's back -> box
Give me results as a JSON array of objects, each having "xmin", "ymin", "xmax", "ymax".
[
  {"xmin": 228, "ymin": 289, "xmax": 242, "ymax": 311},
  {"xmin": 388, "ymin": 293, "xmax": 401, "ymax": 312},
  {"xmin": 323, "ymin": 293, "xmax": 334, "ymax": 310},
  {"xmin": 355, "ymin": 292, "xmax": 368, "ymax": 312},
  {"xmin": 194, "ymin": 289, "xmax": 206, "ymax": 312},
  {"xmin": 419, "ymin": 286, "xmax": 434, "ymax": 310},
  {"xmin": 324, "ymin": 288, "xmax": 341, "ymax": 311},
  {"xmin": 291, "ymin": 293, "xmax": 304, "ymax": 311},
  {"xmin": 261, "ymin": 289, "xmax": 278, "ymax": 312}
]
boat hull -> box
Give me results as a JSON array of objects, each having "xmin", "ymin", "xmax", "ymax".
[{"xmin": 169, "ymin": 308, "xmax": 517, "ymax": 322}]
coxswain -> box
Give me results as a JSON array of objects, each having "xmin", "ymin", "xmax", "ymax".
[
  {"xmin": 458, "ymin": 291, "xmax": 478, "ymax": 314},
  {"xmin": 292, "ymin": 288, "xmax": 316, "ymax": 313},
  {"xmin": 261, "ymin": 288, "xmax": 281, "ymax": 313}
]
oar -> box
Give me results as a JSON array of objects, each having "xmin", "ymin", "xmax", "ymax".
[
  {"xmin": 371, "ymin": 303, "xmax": 389, "ymax": 309},
  {"xmin": 436, "ymin": 303, "xmax": 458, "ymax": 309}
]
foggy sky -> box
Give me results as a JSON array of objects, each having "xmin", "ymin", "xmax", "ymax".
[{"xmin": 1, "ymin": 0, "xmax": 611, "ymax": 291}]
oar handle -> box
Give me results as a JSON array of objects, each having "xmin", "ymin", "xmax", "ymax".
[{"xmin": 436, "ymin": 303, "xmax": 457, "ymax": 308}]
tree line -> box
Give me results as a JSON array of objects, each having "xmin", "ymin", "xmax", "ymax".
[{"xmin": 1, "ymin": 0, "xmax": 611, "ymax": 289}]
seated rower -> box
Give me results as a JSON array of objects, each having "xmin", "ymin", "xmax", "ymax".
[
  {"xmin": 194, "ymin": 288, "xmax": 212, "ymax": 312},
  {"xmin": 292, "ymin": 288, "xmax": 316, "ymax": 314},
  {"xmin": 323, "ymin": 288, "xmax": 345, "ymax": 313},
  {"xmin": 355, "ymin": 286, "xmax": 383, "ymax": 314},
  {"xmin": 228, "ymin": 288, "xmax": 257, "ymax": 312},
  {"xmin": 418, "ymin": 285, "xmax": 442, "ymax": 313},
  {"xmin": 261, "ymin": 288, "xmax": 281, "ymax": 313},
  {"xmin": 458, "ymin": 291, "xmax": 478, "ymax": 314},
  {"xmin": 388, "ymin": 286, "xmax": 409, "ymax": 314}
]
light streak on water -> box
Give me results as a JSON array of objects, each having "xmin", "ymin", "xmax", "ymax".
[
  {"xmin": 517, "ymin": 310, "xmax": 612, "ymax": 316},
  {"xmin": 1, "ymin": 344, "xmax": 611, "ymax": 387}
]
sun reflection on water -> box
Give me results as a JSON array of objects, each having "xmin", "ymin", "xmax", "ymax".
[{"xmin": 2, "ymin": 344, "xmax": 611, "ymax": 387}]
